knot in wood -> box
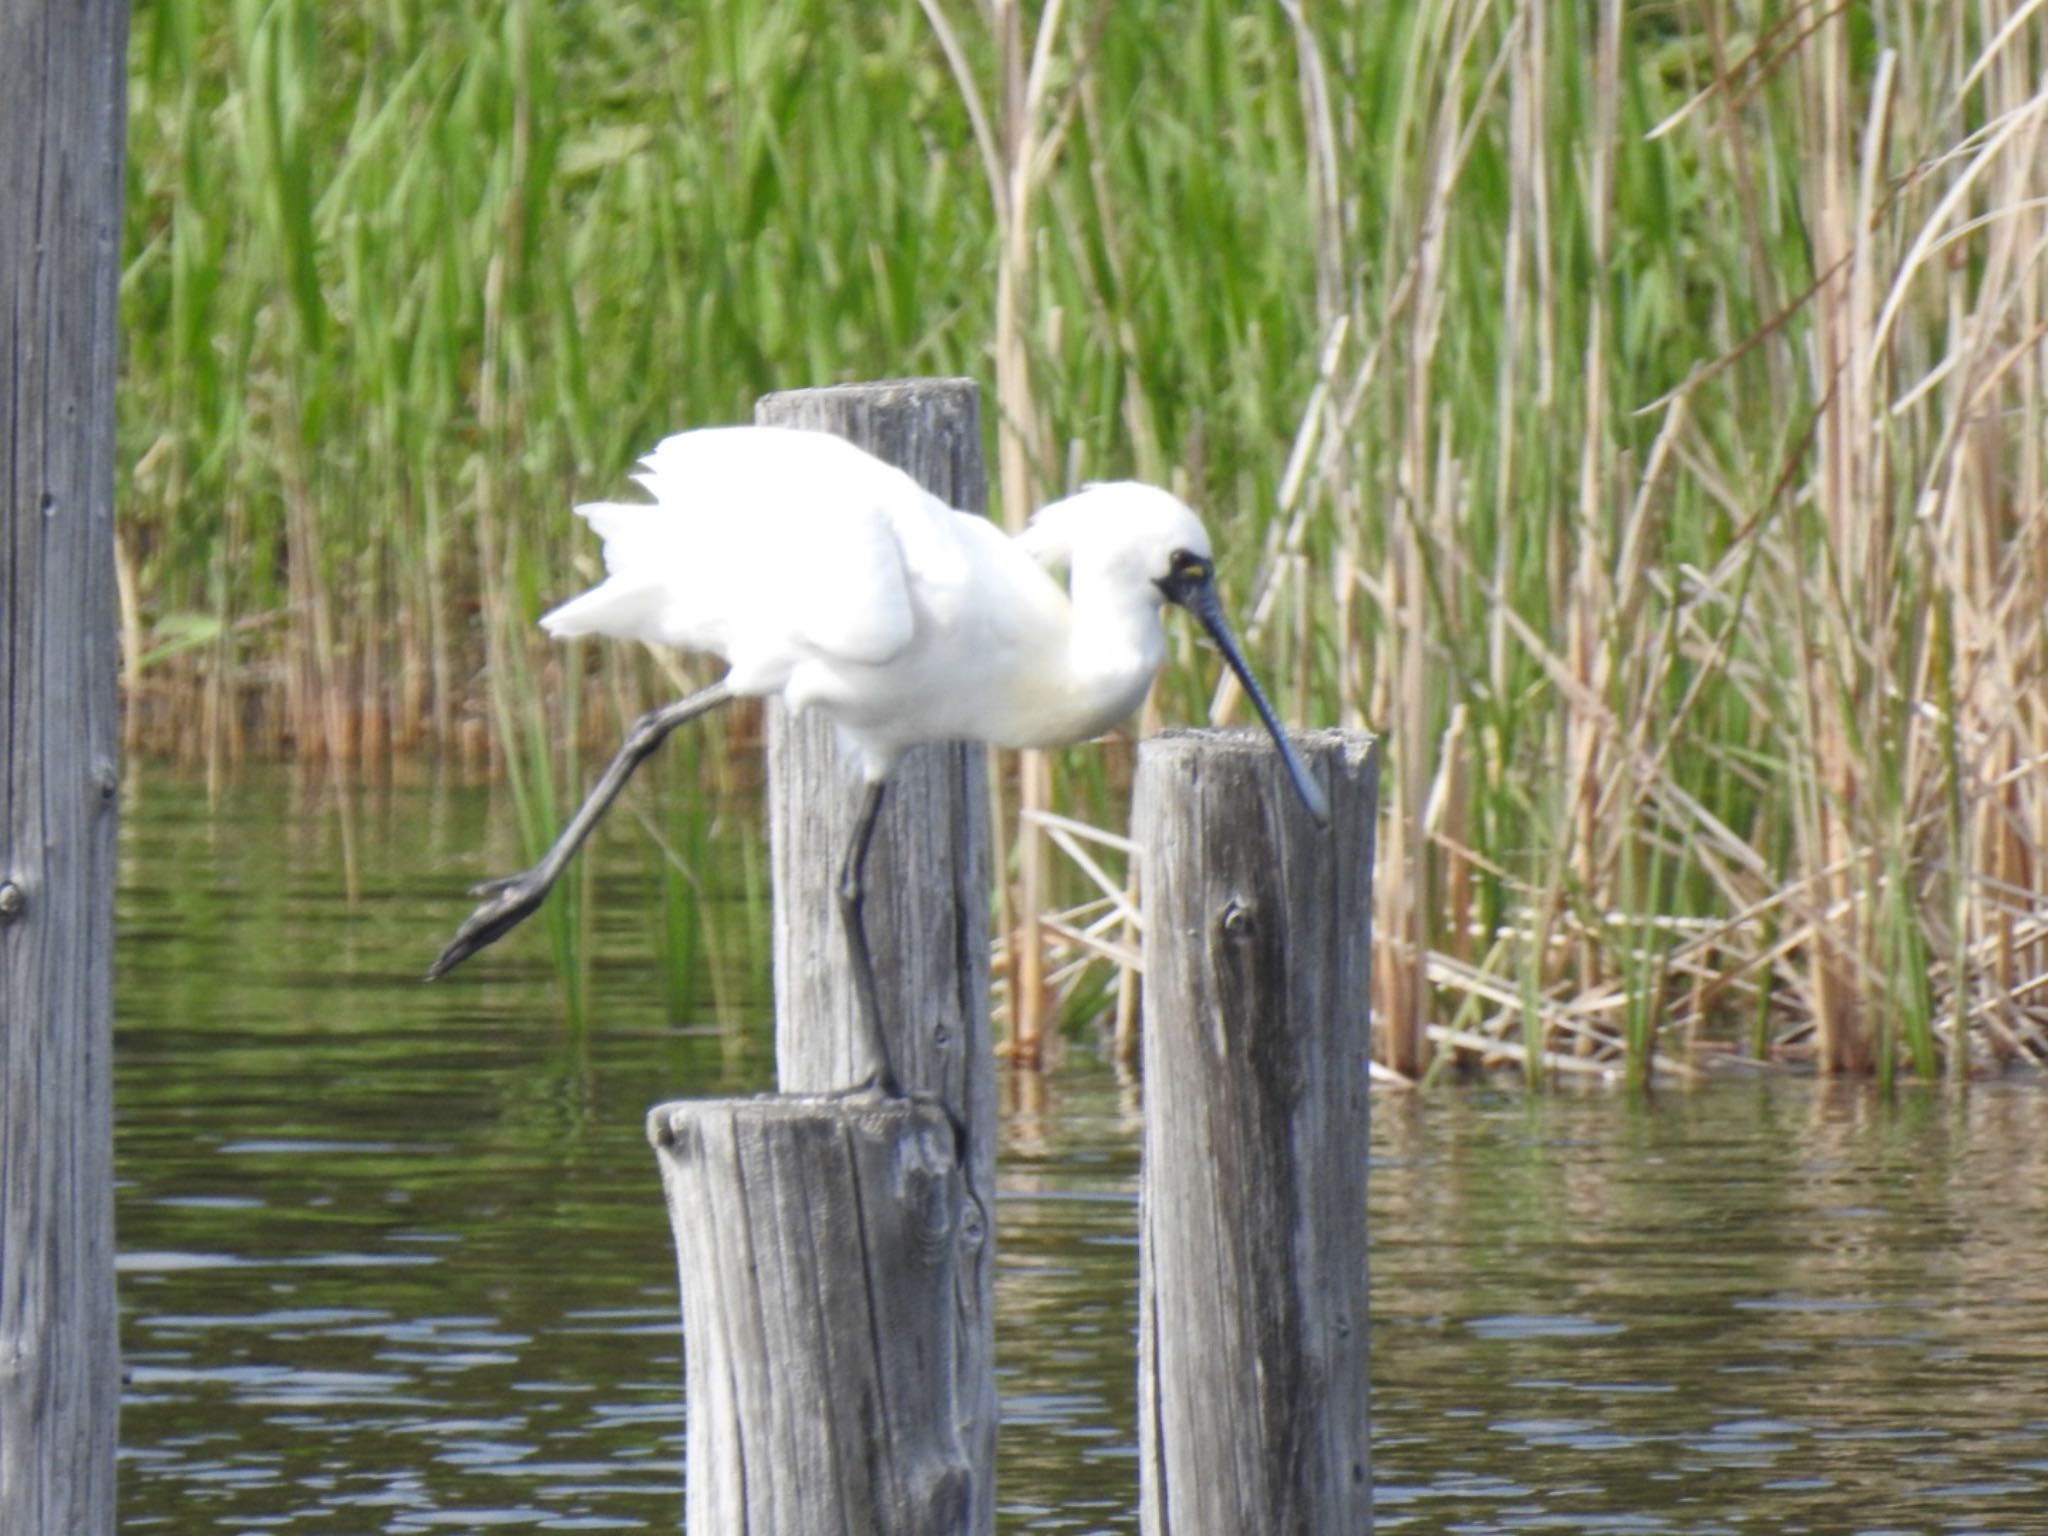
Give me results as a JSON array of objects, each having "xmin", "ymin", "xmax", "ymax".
[
  {"xmin": 892, "ymin": 1113, "xmax": 961, "ymax": 1252},
  {"xmin": 958, "ymin": 1196, "xmax": 986, "ymax": 1254},
  {"xmin": 645, "ymin": 1105, "xmax": 697, "ymax": 1158},
  {"xmin": 913, "ymin": 1463, "xmax": 975, "ymax": 1536},
  {"xmin": 0, "ymin": 881, "xmax": 24, "ymax": 925},
  {"xmin": 1215, "ymin": 894, "xmax": 1254, "ymax": 942}
]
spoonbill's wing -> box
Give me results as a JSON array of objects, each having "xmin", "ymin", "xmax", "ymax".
[{"xmin": 540, "ymin": 427, "xmax": 968, "ymax": 692}]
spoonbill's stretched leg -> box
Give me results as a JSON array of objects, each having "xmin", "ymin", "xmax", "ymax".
[
  {"xmin": 426, "ymin": 680, "xmax": 733, "ymax": 980},
  {"xmin": 836, "ymin": 779, "xmax": 899, "ymax": 1097}
]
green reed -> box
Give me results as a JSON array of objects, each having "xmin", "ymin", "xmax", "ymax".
[{"xmin": 121, "ymin": 0, "xmax": 2048, "ymax": 1080}]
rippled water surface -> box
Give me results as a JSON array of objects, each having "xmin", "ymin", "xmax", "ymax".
[{"xmin": 117, "ymin": 771, "xmax": 2048, "ymax": 1532}]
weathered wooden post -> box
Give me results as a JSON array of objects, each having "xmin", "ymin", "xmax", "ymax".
[
  {"xmin": 1135, "ymin": 728, "xmax": 1377, "ymax": 1535},
  {"xmin": 0, "ymin": 2, "xmax": 128, "ymax": 1532},
  {"xmin": 754, "ymin": 381, "xmax": 995, "ymax": 1147},
  {"xmin": 648, "ymin": 1094, "xmax": 975, "ymax": 1534},
  {"xmin": 647, "ymin": 380, "xmax": 994, "ymax": 1534}
]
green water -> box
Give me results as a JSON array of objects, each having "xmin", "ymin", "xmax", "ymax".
[{"xmin": 115, "ymin": 771, "xmax": 2048, "ymax": 1532}]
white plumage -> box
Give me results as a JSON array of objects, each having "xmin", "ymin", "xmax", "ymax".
[
  {"xmin": 430, "ymin": 423, "xmax": 1326, "ymax": 1092},
  {"xmin": 538, "ymin": 425, "xmax": 1230, "ymax": 782}
]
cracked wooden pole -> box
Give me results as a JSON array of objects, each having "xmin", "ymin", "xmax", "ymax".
[
  {"xmin": 647, "ymin": 381, "xmax": 994, "ymax": 1532},
  {"xmin": 1, "ymin": 3, "xmax": 127, "ymax": 1533},
  {"xmin": 649, "ymin": 1095, "xmax": 975, "ymax": 1536},
  {"xmin": 1135, "ymin": 728, "xmax": 1378, "ymax": 1536}
]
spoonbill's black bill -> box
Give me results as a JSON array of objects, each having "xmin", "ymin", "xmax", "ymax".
[{"xmin": 426, "ymin": 426, "xmax": 1328, "ymax": 1093}]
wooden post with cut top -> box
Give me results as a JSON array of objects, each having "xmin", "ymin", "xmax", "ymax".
[
  {"xmin": 1134, "ymin": 728, "xmax": 1378, "ymax": 1536},
  {"xmin": 647, "ymin": 380, "xmax": 995, "ymax": 1534},
  {"xmin": 648, "ymin": 1093, "xmax": 977, "ymax": 1535},
  {"xmin": 0, "ymin": 2, "xmax": 128, "ymax": 1532}
]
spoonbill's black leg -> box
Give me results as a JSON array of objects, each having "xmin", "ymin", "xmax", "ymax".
[
  {"xmin": 836, "ymin": 778, "xmax": 900, "ymax": 1097},
  {"xmin": 426, "ymin": 680, "xmax": 733, "ymax": 980}
]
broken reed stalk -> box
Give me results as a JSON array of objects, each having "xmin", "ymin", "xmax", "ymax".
[{"xmin": 915, "ymin": 0, "xmax": 1089, "ymax": 1065}]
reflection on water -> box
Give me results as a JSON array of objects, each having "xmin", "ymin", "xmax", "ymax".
[
  {"xmin": 117, "ymin": 771, "xmax": 2048, "ymax": 1531},
  {"xmin": 1370, "ymin": 1085, "xmax": 2048, "ymax": 1532}
]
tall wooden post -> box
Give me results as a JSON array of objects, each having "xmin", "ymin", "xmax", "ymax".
[
  {"xmin": 755, "ymin": 381, "xmax": 994, "ymax": 1124},
  {"xmin": 0, "ymin": 2, "xmax": 129, "ymax": 1532},
  {"xmin": 756, "ymin": 380, "xmax": 996, "ymax": 1527},
  {"xmin": 1134, "ymin": 729, "xmax": 1377, "ymax": 1536},
  {"xmin": 648, "ymin": 381, "xmax": 995, "ymax": 1533}
]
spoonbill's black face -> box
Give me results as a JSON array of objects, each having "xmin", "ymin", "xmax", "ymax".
[
  {"xmin": 1154, "ymin": 548, "xmax": 1331, "ymax": 827},
  {"xmin": 1152, "ymin": 547, "xmax": 1215, "ymax": 609}
]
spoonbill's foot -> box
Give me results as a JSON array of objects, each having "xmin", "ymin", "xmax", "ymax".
[{"xmin": 424, "ymin": 868, "xmax": 552, "ymax": 980}]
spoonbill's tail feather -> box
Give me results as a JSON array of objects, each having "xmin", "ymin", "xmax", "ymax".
[
  {"xmin": 538, "ymin": 501, "xmax": 684, "ymax": 646},
  {"xmin": 576, "ymin": 500, "xmax": 682, "ymax": 577},
  {"xmin": 539, "ymin": 581, "xmax": 665, "ymax": 644}
]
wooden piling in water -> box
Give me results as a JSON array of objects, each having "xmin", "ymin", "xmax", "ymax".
[
  {"xmin": 754, "ymin": 381, "xmax": 995, "ymax": 1140},
  {"xmin": 1134, "ymin": 728, "xmax": 1378, "ymax": 1536},
  {"xmin": 0, "ymin": 4, "xmax": 127, "ymax": 1532},
  {"xmin": 648, "ymin": 1094, "xmax": 976, "ymax": 1536},
  {"xmin": 648, "ymin": 380, "xmax": 995, "ymax": 1533}
]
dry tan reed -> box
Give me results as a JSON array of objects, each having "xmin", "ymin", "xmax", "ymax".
[{"xmin": 121, "ymin": 0, "xmax": 2048, "ymax": 1080}]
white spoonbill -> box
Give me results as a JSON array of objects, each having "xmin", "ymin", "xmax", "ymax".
[{"xmin": 426, "ymin": 425, "xmax": 1328, "ymax": 1092}]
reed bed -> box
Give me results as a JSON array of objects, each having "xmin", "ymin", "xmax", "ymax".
[{"xmin": 121, "ymin": 0, "xmax": 2048, "ymax": 1082}]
